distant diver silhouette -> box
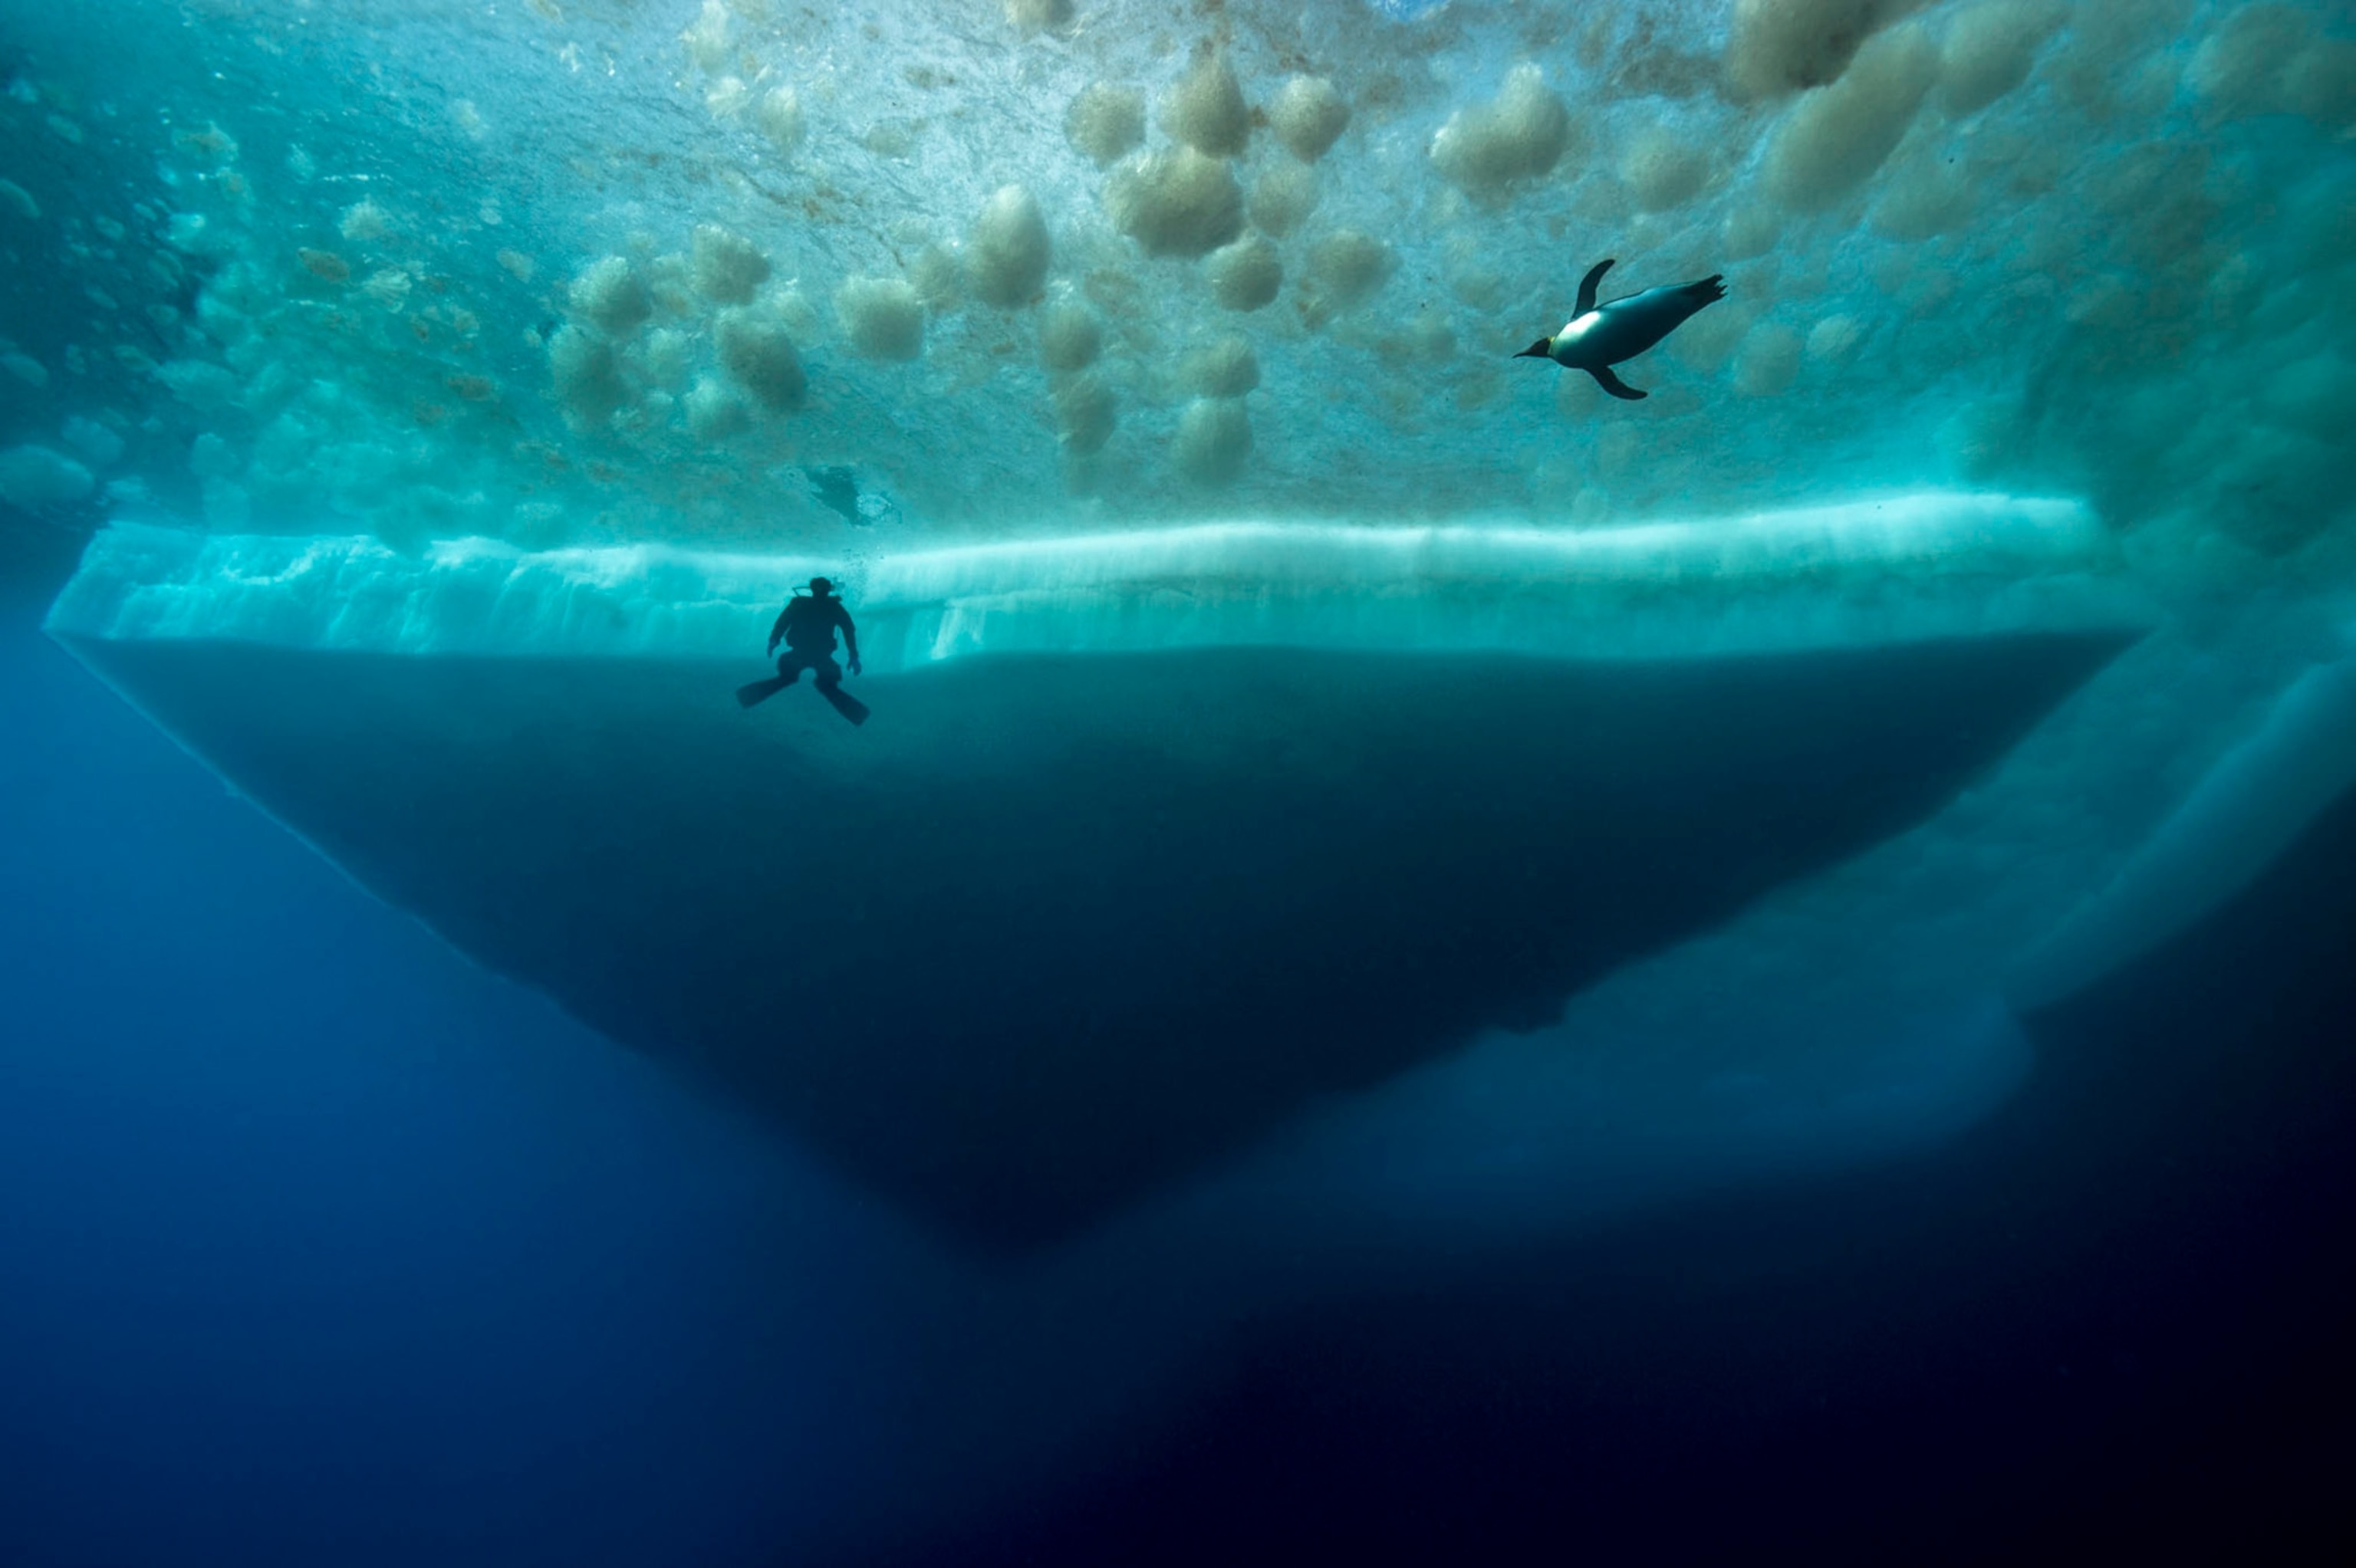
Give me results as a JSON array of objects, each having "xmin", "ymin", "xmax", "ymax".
[
  {"xmin": 1514, "ymin": 258, "xmax": 1726, "ymax": 400},
  {"xmin": 737, "ymin": 576, "xmax": 869, "ymax": 725}
]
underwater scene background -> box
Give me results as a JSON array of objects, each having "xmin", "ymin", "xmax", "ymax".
[{"xmin": 4, "ymin": 1, "xmax": 2354, "ymax": 1562}]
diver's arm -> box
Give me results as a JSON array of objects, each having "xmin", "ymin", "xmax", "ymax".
[
  {"xmin": 766, "ymin": 603, "xmax": 790, "ymax": 656},
  {"xmin": 839, "ymin": 606, "xmax": 862, "ymax": 674}
]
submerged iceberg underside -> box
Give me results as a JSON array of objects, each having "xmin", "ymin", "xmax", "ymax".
[
  {"xmin": 54, "ymin": 498, "xmax": 2140, "ymax": 1244},
  {"xmin": 62, "ymin": 639, "xmax": 2120, "ymax": 1243}
]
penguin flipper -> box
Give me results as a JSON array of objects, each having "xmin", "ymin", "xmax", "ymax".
[
  {"xmin": 1575, "ymin": 258, "xmax": 1615, "ymax": 317},
  {"xmin": 1588, "ymin": 365, "xmax": 1647, "ymax": 401}
]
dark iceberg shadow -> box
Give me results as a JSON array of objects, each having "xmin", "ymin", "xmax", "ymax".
[
  {"xmin": 942, "ymin": 715, "xmax": 2356, "ymax": 1568},
  {"xmin": 62, "ymin": 636, "xmax": 2123, "ymax": 1249}
]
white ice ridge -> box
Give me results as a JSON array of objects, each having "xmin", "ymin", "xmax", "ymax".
[{"xmin": 49, "ymin": 491, "xmax": 2150, "ymax": 669}]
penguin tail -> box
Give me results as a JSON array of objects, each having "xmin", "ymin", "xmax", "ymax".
[{"xmin": 1686, "ymin": 274, "xmax": 1727, "ymax": 305}]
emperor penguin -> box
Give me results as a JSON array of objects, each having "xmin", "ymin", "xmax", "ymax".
[{"xmin": 1515, "ymin": 258, "xmax": 1726, "ymax": 401}]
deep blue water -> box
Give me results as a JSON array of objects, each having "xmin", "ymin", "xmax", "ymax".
[
  {"xmin": 5, "ymin": 554, "xmax": 2355, "ymax": 1566},
  {"xmin": 0, "ymin": 579, "xmax": 903, "ymax": 1566}
]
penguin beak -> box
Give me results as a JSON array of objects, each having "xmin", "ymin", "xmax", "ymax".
[{"xmin": 1513, "ymin": 339, "xmax": 1551, "ymax": 359}]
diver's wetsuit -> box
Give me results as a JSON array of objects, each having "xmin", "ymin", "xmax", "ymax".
[
  {"xmin": 741, "ymin": 590, "xmax": 867, "ymax": 724},
  {"xmin": 772, "ymin": 593, "xmax": 857, "ymax": 689}
]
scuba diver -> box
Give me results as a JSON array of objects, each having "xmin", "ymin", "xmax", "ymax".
[{"xmin": 736, "ymin": 577, "xmax": 870, "ymax": 725}]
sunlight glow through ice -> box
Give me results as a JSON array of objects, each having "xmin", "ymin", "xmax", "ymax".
[{"xmin": 50, "ymin": 489, "xmax": 2142, "ymax": 663}]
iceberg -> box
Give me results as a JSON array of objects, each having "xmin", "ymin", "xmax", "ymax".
[
  {"xmin": 49, "ymin": 494, "xmax": 2140, "ymax": 1244},
  {"xmin": 5, "ymin": 0, "xmax": 2356, "ymax": 1540}
]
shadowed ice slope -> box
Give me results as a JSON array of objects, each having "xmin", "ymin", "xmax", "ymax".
[
  {"xmin": 64, "ymin": 633, "xmax": 2121, "ymax": 1247},
  {"xmin": 950, "ymin": 771, "xmax": 2356, "ymax": 1568}
]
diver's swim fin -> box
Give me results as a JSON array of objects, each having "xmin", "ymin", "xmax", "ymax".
[
  {"xmin": 739, "ymin": 670, "xmax": 867, "ymax": 725},
  {"xmin": 821, "ymin": 685, "xmax": 871, "ymax": 727},
  {"xmin": 1588, "ymin": 365, "xmax": 1647, "ymax": 400}
]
